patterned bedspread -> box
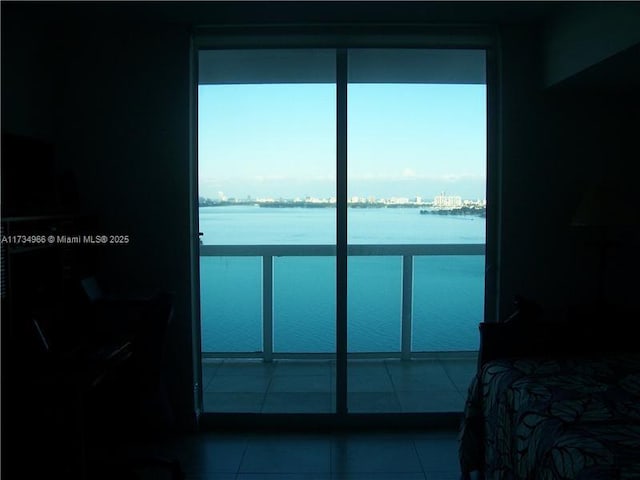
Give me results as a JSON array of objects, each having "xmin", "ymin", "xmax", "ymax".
[{"xmin": 459, "ymin": 353, "xmax": 640, "ymax": 479}]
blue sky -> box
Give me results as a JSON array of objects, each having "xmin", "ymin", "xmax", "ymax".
[{"xmin": 198, "ymin": 82, "xmax": 486, "ymax": 201}]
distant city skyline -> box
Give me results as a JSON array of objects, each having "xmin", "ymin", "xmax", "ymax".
[
  {"xmin": 198, "ymin": 83, "xmax": 486, "ymax": 200},
  {"xmin": 200, "ymin": 191, "xmax": 486, "ymax": 203}
]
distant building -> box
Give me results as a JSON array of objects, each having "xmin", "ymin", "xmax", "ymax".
[
  {"xmin": 433, "ymin": 193, "xmax": 462, "ymax": 208},
  {"xmin": 389, "ymin": 197, "xmax": 410, "ymax": 204}
]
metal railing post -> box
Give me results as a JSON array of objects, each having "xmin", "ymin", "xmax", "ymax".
[
  {"xmin": 263, "ymin": 255, "xmax": 273, "ymax": 362},
  {"xmin": 401, "ymin": 255, "xmax": 413, "ymax": 361}
]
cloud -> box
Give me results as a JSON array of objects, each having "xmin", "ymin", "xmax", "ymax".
[{"xmin": 349, "ymin": 172, "xmax": 485, "ymax": 182}]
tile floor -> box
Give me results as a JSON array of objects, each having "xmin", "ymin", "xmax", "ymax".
[
  {"xmin": 202, "ymin": 355, "xmax": 477, "ymax": 414},
  {"xmin": 122, "ymin": 428, "xmax": 464, "ymax": 480},
  {"xmin": 85, "ymin": 356, "xmax": 475, "ymax": 479}
]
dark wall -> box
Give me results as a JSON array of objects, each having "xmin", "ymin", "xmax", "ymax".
[
  {"xmin": 2, "ymin": 1, "xmax": 638, "ymax": 428},
  {"xmin": 2, "ymin": 4, "xmax": 197, "ymax": 428},
  {"xmin": 535, "ymin": 84, "xmax": 640, "ymax": 309},
  {"xmin": 1, "ymin": 6, "xmax": 58, "ymax": 140},
  {"xmin": 495, "ymin": 24, "xmax": 551, "ymax": 315},
  {"xmin": 52, "ymin": 18, "xmax": 196, "ymax": 426},
  {"xmin": 497, "ymin": 20, "xmax": 640, "ymax": 313}
]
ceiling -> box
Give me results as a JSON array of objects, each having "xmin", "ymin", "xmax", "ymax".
[
  {"xmin": 3, "ymin": 1, "xmax": 563, "ymax": 28},
  {"xmin": 553, "ymin": 43, "xmax": 640, "ymax": 93}
]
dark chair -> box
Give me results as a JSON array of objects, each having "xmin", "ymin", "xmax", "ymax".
[{"xmin": 85, "ymin": 289, "xmax": 184, "ymax": 480}]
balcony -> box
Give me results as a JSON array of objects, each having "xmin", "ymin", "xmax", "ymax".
[{"xmin": 199, "ymin": 244, "xmax": 483, "ymax": 413}]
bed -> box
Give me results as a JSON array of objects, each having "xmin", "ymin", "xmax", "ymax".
[{"xmin": 458, "ymin": 303, "xmax": 640, "ymax": 479}]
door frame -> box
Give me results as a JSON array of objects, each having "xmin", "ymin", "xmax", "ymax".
[{"xmin": 189, "ymin": 25, "xmax": 500, "ymax": 428}]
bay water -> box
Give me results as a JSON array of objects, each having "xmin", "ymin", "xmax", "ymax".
[{"xmin": 199, "ymin": 206, "xmax": 485, "ymax": 353}]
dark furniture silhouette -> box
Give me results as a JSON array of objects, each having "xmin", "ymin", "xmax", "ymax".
[{"xmin": 83, "ymin": 288, "xmax": 184, "ymax": 480}]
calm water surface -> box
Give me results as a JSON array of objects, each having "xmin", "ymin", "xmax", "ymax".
[{"xmin": 199, "ymin": 206, "xmax": 485, "ymax": 352}]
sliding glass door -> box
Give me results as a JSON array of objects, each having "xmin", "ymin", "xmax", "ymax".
[
  {"xmin": 198, "ymin": 50, "xmax": 336, "ymax": 413},
  {"xmin": 196, "ymin": 46, "xmax": 487, "ymax": 415},
  {"xmin": 346, "ymin": 49, "xmax": 486, "ymax": 413}
]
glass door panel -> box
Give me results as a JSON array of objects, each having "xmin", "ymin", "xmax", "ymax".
[
  {"xmin": 198, "ymin": 49, "xmax": 336, "ymax": 413},
  {"xmin": 346, "ymin": 49, "xmax": 486, "ymax": 413},
  {"xmin": 200, "ymin": 256, "xmax": 262, "ymax": 353},
  {"xmin": 412, "ymin": 255, "xmax": 485, "ymax": 352},
  {"xmin": 347, "ymin": 256, "xmax": 402, "ymax": 353},
  {"xmin": 273, "ymin": 256, "xmax": 336, "ymax": 354}
]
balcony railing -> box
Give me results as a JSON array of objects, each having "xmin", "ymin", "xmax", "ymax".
[{"xmin": 200, "ymin": 244, "xmax": 485, "ymax": 361}]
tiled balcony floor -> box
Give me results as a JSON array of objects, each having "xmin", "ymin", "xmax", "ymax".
[{"xmin": 202, "ymin": 354, "xmax": 477, "ymax": 413}]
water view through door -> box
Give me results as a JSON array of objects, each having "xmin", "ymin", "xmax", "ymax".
[
  {"xmin": 198, "ymin": 49, "xmax": 337, "ymax": 413},
  {"xmin": 197, "ymin": 48, "xmax": 486, "ymax": 414},
  {"xmin": 346, "ymin": 49, "xmax": 486, "ymax": 412}
]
